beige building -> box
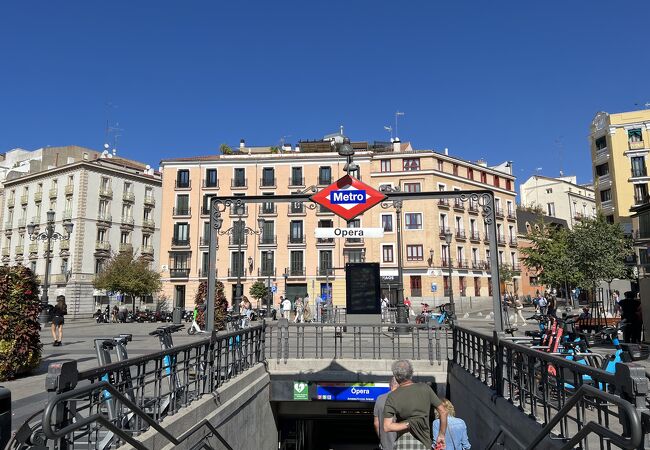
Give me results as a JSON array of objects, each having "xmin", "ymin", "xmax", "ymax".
[
  {"xmin": 1, "ymin": 154, "xmax": 162, "ymax": 317},
  {"xmin": 590, "ymin": 109, "xmax": 650, "ymax": 227},
  {"xmin": 159, "ymin": 137, "xmax": 518, "ymax": 310},
  {"xmin": 519, "ymin": 174, "xmax": 596, "ymax": 228}
]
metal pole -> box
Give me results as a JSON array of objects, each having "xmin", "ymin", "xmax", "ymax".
[
  {"xmin": 206, "ymin": 200, "xmax": 218, "ymax": 332},
  {"xmin": 235, "ymin": 216, "xmax": 243, "ymax": 314},
  {"xmin": 448, "ymin": 250, "xmax": 455, "ymax": 315},
  {"xmin": 39, "ymin": 222, "xmax": 53, "ymax": 324},
  {"xmin": 395, "ymin": 202, "xmax": 408, "ymax": 324},
  {"xmin": 486, "ymin": 194, "xmax": 504, "ymax": 332}
]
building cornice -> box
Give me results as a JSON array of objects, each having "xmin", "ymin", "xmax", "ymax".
[{"xmin": 370, "ymin": 170, "xmax": 516, "ymax": 196}]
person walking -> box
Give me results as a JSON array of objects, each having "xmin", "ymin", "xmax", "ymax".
[
  {"xmin": 547, "ymin": 296, "xmax": 557, "ymax": 318},
  {"xmin": 281, "ymin": 296, "xmax": 292, "ymax": 320},
  {"xmin": 512, "ymin": 297, "xmax": 527, "ymax": 326},
  {"xmin": 618, "ymin": 291, "xmax": 643, "ymax": 343},
  {"xmin": 537, "ymin": 295, "xmax": 548, "ymax": 315},
  {"xmin": 51, "ymin": 295, "xmax": 67, "ymax": 346},
  {"xmin": 381, "ymin": 295, "xmax": 390, "ymax": 323},
  {"xmin": 294, "ymin": 297, "xmax": 304, "ymax": 323},
  {"xmin": 432, "ymin": 399, "xmax": 470, "ymax": 449},
  {"xmin": 374, "ymin": 378, "xmax": 399, "ymax": 450},
  {"xmin": 383, "ymin": 360, "xmax": 448, "ymax": 449}
]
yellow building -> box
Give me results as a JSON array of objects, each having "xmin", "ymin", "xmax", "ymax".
[
  {"xmin": 159, "ymin": 138, "xmax": 518, "ymax": 310},
  {"xmin": 590, "ymin": 109, "xmax": 650, "ymax": 226}
]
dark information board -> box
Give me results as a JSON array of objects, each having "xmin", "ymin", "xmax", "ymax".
[{"xmin": 345, "ymin": 263, "xmax": 381, "ymax": 314}]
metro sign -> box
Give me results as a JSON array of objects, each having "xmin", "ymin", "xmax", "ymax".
[{"xmin": 310, "ymin": 175, "xmax": 386, "ymax": 221}]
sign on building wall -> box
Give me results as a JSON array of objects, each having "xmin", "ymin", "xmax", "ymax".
[{"xmin": 314, "ymin": 227, "xmax": 384, "ymax": 238}]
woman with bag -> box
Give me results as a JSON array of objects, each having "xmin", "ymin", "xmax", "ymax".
[
  {"xmin": 512, "ymin": 296, "xmax": 527, "ymax": 326},
  {"xmin": 51, "ymin": 295, "xmax": 67, "ymax": 346}
]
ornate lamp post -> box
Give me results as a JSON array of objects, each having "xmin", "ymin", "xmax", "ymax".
[
  {"xmin": 444, "ymin": 231, "xmax": 455, "ymax": 316},
  {"xmin": 27, "ymin": 210, "xmax": 73, "ymax": 324},
  {"xmin": 214, "ymin": 214, "xmax": 263, "ymax": 313},
  {"xmin": 380, "ymin": 186, "xmax": 408, "ymax": 325}
]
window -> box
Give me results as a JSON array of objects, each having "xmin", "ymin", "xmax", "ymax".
[
  {"xmin": 595, "ymin": 163, "xmax": 609, "ymax": 177},
  {"xmin": 506, "ymin": 201, "xmax": 513, "ymax": 214},
  {"xmin": 467, "ymin": 168, "xmax": 474, "ymax": 180},
  {"xmin": 381, "ymin": 214, "xmax": 394, "ymax": 232},
  {"xmin": 290, "ymin": 251, "xmax": 304, "ymax": 275},
  {"xmin": 260, "ymin": 251, "xmax": 274, "ymax": 275},
  {"xmin": 404, "ymin": 213, "xmax": 422, "ymax": 230},
  {"xmin": 437, "ymin": 159, "xmax": 444, "ymax": 171},
  {"xmin": 628, "ymin": 128, "xmax": 643, "ymax": 143},
  {"xmin": 290, "ymin": 201, "xmax": 303, "ymax": 214},
  {"xmin": 455, "ymin": 216, "xmax": 463, "ymax": 232},
  {"xmin": 410, "ymin": 276, "xmax": 422, "ymax": 297},
  {"xmin": 36, "ymin": 182, "xmax": 43, "ymax": 194},
  {"xmin": 319, "ymin": 250, "xmax": 333, "ymax": 272},
  {"xmin": 290, "ymin": 220, "xmax": 304, "ymax": 243},
  {"xmin": 453, "ymin": 164, "xmax": 458, "ymax": 176},
  {"xmin": 505, "ymin": 179, "xmax": 512, "ymax": 191},
  {"xmin": 202, "ymin": 221, "xmax": 211, "ymax": 243},
  {"xmin": 121, "ymin": 204, "xmax": 132, "ymax": 220},
  {"xmin": 230, "ymin": 252, "xmax": 244, "ymax": 276},
  {"xmin": 347, "ymin": 218, "xmax": 361, "ymax": 242},
  {"xmin": 547, "ymin": 202, "xmax": 555, "ymax": 216},
  {"xmin": 439, "ymin": 213, "xmax": 448, "ymax": 230},
  {"xmin": 595, "ymin": 136, "xmax": 607, "ymax": 150},
  {"xmin": 438, "ymin": 183, "xmax": 446, "ymax": 192},
  {"xmin": 123, "ymin": 181, "xmax": 132, "ymax": 195},
  {"xmin": 95, "ymin": 258, "xmax": 105, "ymax": 274},
  {"xmin": 600, "ymin": 189, "xmax": 612, "ymax": 202},
  {"xmin": 381, "ymin": 159, "xmax": 391, "ymax": 172},
  {"xmin": 493, "ymin": 175, "xmax": 500, "ymax": 188},
  {"xmin": 403, "ymin": 158, "xmax": 420, "ymax": 171},
  {"xmin": 175, "ymin": 195, "xmax": 190, "ymax": 215},
  {"xmin": 406, "ymin": 245, "xmax": 423, "ymax": 261},
  {"xmin": 96, "ymin": 228, "xmax": 107, "ymax": 243},
  {"xmin": 173, "ymin": 223, "xmax": 189, "ymax": 244},
  {"xmin": 474, "ymin": 277, "xmax": 481, "ymax": 296},
  {"xmin": 631, "ymin": 156, "xmax": 647, "ymax": 177},
  {"xmin": 174, "ymin": 286, "xmax": 186, "ymax": 309},
  {"xmin": 120, "ymin": 231, "xmax": 130, "ymax": 244},
  {"xmin": 201, "ymin": 252, "xmax": 209, "ymax": 276},
  {"xmin": 142, "ymin": 234, "xmax": 151, "ymax": 247},
  {"xmin": 291, "ymin": 167, "xmax": 303, "ymax": 186},
  {"xmin": 205, "ymin": 168, "xmax": 218, "ymax": 187},
  {"xmin": 144, "ymin": 207, "xmax": 152, "ymax": 221},
  {"xmin": 480, "ymin": 172, "xmax": 487, "ymax": 183},
  {"xmin": 319, "ymin": 166, "xmax": 332, "ymax": 185},
  {"xmin": 545, "ymin": 188, "xmax": 552, "ymax": 194},
  {"xmin": 459, "ymin": 276, "xmax": 466, "ymax": 296},
  {"xmin": 382, "ymin": 245, "xmax": 394, "ymax": 263},
  {"xmin": 262, "ymin": 192, "xmax": 275, "ymax": 214},
  {"xmin": 262, "ymin": 168, "xmax": 275, "ymax": 186},
  {"xmin": 176, "ymin": 170, "xmax": 190, "ymax": 188},
  {"xmin": 634, "ymin": 184, "xmax": 648, "ymax": 204},
  {"xmin": 261, "ymin": 220, "xmax": 275, "ymax": 244},
  {"xmin": 344, "ymin": 249, "xmax": 365, "ymax": 264},
  {"xmin": 202, "ymin": 194, "xmax": 216, "ymax": 214},
  {"xmin": 403, "ymin": 182, "xmax": 421, "ymax": 193},
  {"xmin": 233, "ymin": 168, "xmax": 246, "ymax": 187}
]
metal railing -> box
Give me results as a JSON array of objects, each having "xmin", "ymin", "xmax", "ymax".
[
  {"xmin": 267, "ymin": 321, "xmax": 450, "ymax": 364},
  {"xmin": 452, "ymin": 326, "xmax": 645, "ymax": 449},
  {"xmin": 31, "ymin": 325, "xmax": 264, "ymax": 450}
]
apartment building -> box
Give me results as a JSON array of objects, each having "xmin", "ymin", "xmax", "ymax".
[
  {"xmin": 519, "ymin": 174, "xmax": 596, "ymax": 228},
  {"xmin": 1, "ymin": 155, "xmax": 162, "ymax": 317},
  {"xmin": 590, "ymin": 109, "xmax": 650, "ymax": 227},
  {"xmin": 159, "ymin": 137, "xmax": 518, "ymax": 309}
]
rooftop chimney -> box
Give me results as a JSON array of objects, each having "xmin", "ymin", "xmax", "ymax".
[
  {"xmin": 240, "ymin": 139, "xmax": 245, "ymax": 149},
  {"xmin": 295, "ymin": 143, "xmax": 300, "ymax": 152},
  {"xmin": 444, "ymin": 148, "xmax": 449, "ymax": 156},
  {"xmin": 393, "ymin": 138, "xmax": 401, "ymax": 153},
  {"xmin": 477, "ymin": 159, "xmax": 488, "ymax": 167}
]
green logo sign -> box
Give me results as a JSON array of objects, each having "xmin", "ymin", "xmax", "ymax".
[{"xmin": 293, "ymin": 381, "xmax": 309, "ymax": 401}]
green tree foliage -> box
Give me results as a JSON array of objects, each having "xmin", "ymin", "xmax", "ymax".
[
  {"xmin": 0, "ymin": 265, "xmax": 42, "ymax": 381},
  {"xmin": 219, "ymin": 143, "xmax": 233, "ymax": 155},
  {"xmin": 568, "ymin": 215, "xmax": 633, "ymax": 291},
  {"xmin": 93, "ymin": 251, "xmax": 162, "ymax": 309},
  {"xmin": 249, "ymin": 281, "xmax": 269, "ymax": 304},
  {"xmin": 194, "ymin": 280, "xmax": 228, "ymax": 330}
]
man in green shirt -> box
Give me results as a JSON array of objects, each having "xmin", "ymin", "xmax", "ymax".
[{"xmin": 383, "ymin": 360, "xmax": 448, "ymax": 449}]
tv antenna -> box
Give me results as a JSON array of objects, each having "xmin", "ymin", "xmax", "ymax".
[
  {"xmin": 554, "ymin": 137, "xmax": 564, "ymax": 177},
  {"xmin": 633, "ymin": 102, "xmax": 650, "ymax": 109},
  {"xmin": 384, "ymin": 125, "xmax": 393, "ymax": 140},
  {"xmin": 394, "ymin": 111, "xmax": 405, "ymax": 138}
]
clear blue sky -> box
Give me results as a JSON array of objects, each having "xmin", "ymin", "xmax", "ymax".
[{"xmin": 1, "ymin": 1, "xmax": 648, "ymax": 185}]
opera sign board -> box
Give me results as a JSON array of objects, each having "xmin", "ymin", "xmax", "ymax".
[
  {"xmin": 310, "ymin": 175, "xmax": 386, "ymax": 221},
  {"xmin": 314, "ymin": 227, "xmax": 384, "ymax": 239}
]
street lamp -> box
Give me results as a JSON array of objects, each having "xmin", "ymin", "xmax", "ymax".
[
  {"xmin": 265, "ymin": 251, "xmax": 273, "ymax": 317},
  {"xmin": 27, "ymin": 210, "xmax": 74, "ymax": 324},
  {"xmin": 444, "ymin": 231, "xmax": 455, "ymax": 316},
  {"xmin": 428, "ymin": 249, "xmax": 435, "ymax": 267},
  {"xmin": 215, "ymin": 213, "xmax": 263, "ymax": 313}
]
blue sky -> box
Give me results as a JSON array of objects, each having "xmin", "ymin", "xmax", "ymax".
[{"xmin": 1, "ymin": 1, "xmax": 648, "ymax": 185}]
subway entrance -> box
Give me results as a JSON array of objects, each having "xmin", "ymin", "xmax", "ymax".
[{"xmin": 274, "ymin": 401, "xmax": 378, "ymax": 450}]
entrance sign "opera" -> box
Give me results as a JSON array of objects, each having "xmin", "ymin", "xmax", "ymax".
[
  {"xmin": 314, "ymin": 227, "xmax": 384, "ymax": 238},
  {"xmin": 310, "ymin": 175, "xmax": 386, "ymax": 221}
]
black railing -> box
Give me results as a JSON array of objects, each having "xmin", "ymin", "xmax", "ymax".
[
  {"xmin": 318, "ymin": 267, "xmax": 334, "ymax": 276},
  {"xmin": 456, "ymin": 259, "xmax": 469, "ymax": 269},
  {"xmin": 289, "ymin": 176, "xmax": 305, "ymax": 186},
  {"xmin": 171, "ymin": 237, "xmax": 190, "ymax": 246},
  {"xmin": 229, "ymin": 205, "xmax": 248, "ymax": 216},
  {"xmin": 438, "ymin": 199, "xmax": 450, "ymax": 207},
  {"xmin": 172, "ymin": 207, "xmax": 191, "ymax": 216},
  {"xmin": 228, "ymin": 267, "xmax": 245, "ymax": 277},
  {"xmin": 495, "ymin": 208, "xmax": 504, "ymax": 218},
  {"xmin": 231, "ymin": 178, "xmax": 247, "ymax": 188},
  {"xmin": 318, "ymin": 176, "xmax": 331, "ymax": 185},
  {"xmin": 631, "ymin": 167, "xmax": 648, "ymax": 178},
  {"xmin": 259, "ymin": 204, "xmax": 277, "ymax": 215},
  {"xmin": 470, "ymin": 231, "xmax": 481, "ymax": 241},
  {"xmin": 288, "ymin": 234, "xmax": 306, "ymax": 244},
  {"xmin": 289, "ymin": 203, "xmax": 305, "ymax": 214},
  {"xmin": 260, "ymin": 177, "xmax": 276, "ymax": 188},
  {"xmin": 468, "ymin": 203, "xmax": 479, "ymax": 213},
  {"xmin": 455, "ymin": 229, "xmax": 466, "ymax": 239},
  {"xmin": 170, "ymin": 268, "xmax": 190, "ymax": 278},
  {"xmin": 258, "ymin": 267, "xmax": 276, "ymax": 277},
  {"xmin": 228, "ymin": 234, "xmax": 247, "ymax": 246},
  {"xmin": 202, "ymin": 179, "xmax": 220, "ymax": 189},
  {"xmin": 35, "ymin": 325, "xmax": 264, "ymax": 450},
  {"xmin": 259, "ymin": 235, "xmax": 277, "ymax": 245},
  {"xmin": 317, "ymin": 237, "xmax": 334, "ymax": 244},
  {"xmin": 175, "ymin": 180, "xmax": 191, "ymax": 189},
  {"xmin": 439, "ymin": 226, "xmax": 451, "ymax": 237},
  {"xmin": 453, "ymin": 199, "xmax": 464, "ymax": 210},
  {"xmin": 288, "ymin": 266, "xmax": 306, "ymax": 276}
]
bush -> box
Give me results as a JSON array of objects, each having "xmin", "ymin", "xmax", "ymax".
[
  {"xmin": 194, "ymin": 280, "xmax": 228, "ymax": 330},
  {"xmin": 0, "ymin": 265, "xmax": 42, "ymax": 381}
]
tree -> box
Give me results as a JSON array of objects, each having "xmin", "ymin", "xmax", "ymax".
[
  {"xmin": 219, "ymin": 143, "xmax": 233, "ymax": 155},
  {"xmin": 249, "ymin": 281, "xmax": 269, "ymax": 307},
  {"xmin": 94, "ymin": 251, "xmax": 162, "ymax": 310},
  {"xmin": 499, "ymin": 264, "xmax": 516, "ymax": 293},
  {"xmin": 568, "ymin": 215, "xmax": 633, "ymax": 296}
]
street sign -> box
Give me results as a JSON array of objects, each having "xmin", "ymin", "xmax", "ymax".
[
  {"xmin": 310, "ymin": 175, "xmax": 386, "ymax": 221},
  {"xmin": 431, "ymin": 283, "xmax": 437, "ymax": 293},
  {"xmin": 314, "ymin": 227, "xmax": 384, "ymax": 238},
  {"xmin": 271, "ymin": 285, "xmax": 277, "ymax": 293},
  {"xmin": 316, "ymin": 383, "xmax": 389, "ymax": 402}
]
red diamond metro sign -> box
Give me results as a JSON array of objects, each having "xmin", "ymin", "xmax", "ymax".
[{"xmin": 310, "ymin": 175, "xmax": 386, "ymax": 221}]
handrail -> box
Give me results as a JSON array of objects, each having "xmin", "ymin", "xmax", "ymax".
[
  {"xmin": 42, "ymin": 380, "xmax": 234, "ymax": 450},
  {"xmin": 486, "ymin": 426, "xmax": 525, "ymax": 449},
  {"xmin": 524, "ymin": 384, "xmax": 642, "ymax": 450}
]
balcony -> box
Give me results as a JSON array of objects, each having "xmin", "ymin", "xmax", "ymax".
[
  {"xmin": 31, "ymin": 216, "xmax": 40, "ymax": 226},
  {"xmin": 4, "ymin": 220, "xmax": 12, "ymax": 230},
  {"xmin": 59, "ymin": 240, "xmax": 70, "ymax": 251},
  {"xmin": 631, "ymin": 167, "xmax": 648, "ymax": 178},
  {"xmin": 229, "ymin": 205, "xmax": 248, "ymax": 217},
  {"xmin": 199, "ymin": 236, "xmax": 213, "ymax": 247},
  {"xmin": 507, "ymin": 211, "xmax": 516, "ymax": 221},
  {"xmin": 495, "ymin": 208, "xmax": 504, "ymax": 218},
  {"xmin": 99, "ymin": 187, "xmax": 113, "ymax": 198},
  {"xmin": 289, "ymin": 177, "xmax": 305, "ymax": 187},
  {"xmin": 231, "ymin": 178, "xmax": 247, "ymax": 189},
  {"xmin": 288, "ymin": 234, "xmax": 306, "ymax": 245},
  {"xmin": 228, "ymin": 234, "xmax": 247, "ymax": 247},
  {"xmin": 257, "ymin": 267, "xmax": 276, "ymax": 277},
  {"xmin": 20, "ymin": 194, "xmax": 28, "ymax": 205},
  {"xmin": 438, "ymin": 199, "xmax": 450, "ymax": 208},
  {"xmin": 142, "ymin": 219, "xmax": 155, "ymax": 229},
  {"xmin": 198, "ymin": 268, "xmax": 218, "ymax": 278},
  {"xmin": 173, "ymin": 207, "xmax": 191, "ymax": 217},
  {"xmin": 438, "ymin": 227, "xmax": 451, "ymax": 238},
  {"xmin": 469, "ymin": 231, "xmax": 481, "ymax": 241},
  {"xmin": 49, "ymin": 188, "xmax": 58, "ymax": 198},
  {"xmin": 6, "ymin": 197, "xmax": 15, "ymax": 208},
  {"xmin": 259, "ymin": 177, "xmax": 276, "ymax": 188},
  {"xmin": 509, "ymin": 236, "xmax": 518, "ymax": 245},
  {"xmin": 259, "ymin": 235, "xmax": 277, "ymax": 246},
  {"xmin": 122, "ymin": 191, "xmax": 135, "ymax": 202},
  {"xmin": 95, "ymin": 241, "xmax": 111, "ymax": 252},
  {"xmin": 170, "ymin": 268, "xmax": 190, "ymax": 278},
  {"xmin": 1, "ymin": 247, "xmax": 9, "ymax": 257},
  {"xmin": 63, "ymin": 210, "xmax": 73, "ymax": 221},
  {"xmin": 227, "ymin": 267, "xmax": 245, "ymax": 278},
  {"xmin": 50, "ymin": 274, "xmax": 68, "ymax": 284},
  {"xmin": 202, "ymin": 179, "xmax": 220, "ymax": 189},
  {"xmin": 18, "ymin": 218, "xmax": 26, "ymax": 228},
  {"xmin": 259, "ymin": 204, "xmax": 277, "ymax": 216},
  {"xmin": 318, "ymin": 176, "xmax": 332, "ymax": 186},
  {"xmin": 634, "ymin": 195, "xmax": 650, "ymax": 206},
  {"xmin": 144, "ymin": 195, "xmax": 156, "ymax": 206},
  {"xmin": 142, "ymin": 245, "xmax": 154, "ymax": 255},
  {"xmin": 483, "ymin": 234, "xmax": 490, "ymax": 243},
  {"xmin": 119, "ymin": 243, "xmax": 133, "ymax": 253},
  {"xmin": 288, "ymin": 266, "xmax": 306, "ymax": 277},
  {"xmin": 484, "ymin": 261, "xmax": 491, "ymax": 271},
  {"xmin": 65, "ymin": 184, "xmax": 74, "ymax": 195},
  {"xmin": 497, "ymin": 235, "xmax": 507, "ymax": 245},
  {"xmin": 121, "ymin": 216, "xmax": 135, "ymax": 227},
  {"xmin": 34, "ymin": 191, "xmax": 42, "ymax": 202},
  {"xmin": 471, "ymin": 260, "xmax": 482, "ymax": 270},
  {"xmin": 629, "ymin": 140, "xmax": 645, "ymax": 151},
  {"xmin": 288, "ymin": 203, "xmax": 305, "ymax": 215},
  {"xmin": 15, "ymin": 245, "xmax": 24, "ymax": 256},
  {"xmin": 318, "ymin": 267, "xmax": 334, "ymax": 276},
  {"xmin": 453, "ymin": 199, "xmax": 464, "ymax": 211},
  {"xmin": 175, "ymin": 180, "xmax": 191, "ymax": 189},
  {"xmin": 316, "ymin": 205, "xmax": 334, "ymax": 215},
  {"xmin": 171, "ymin": 237, "xmax": 191, "ymax": 247},
  {"xmin": 440, "ymin": 258, "xmax": 453, "ymax": 268},
  {"xmin": 316, "ymin": 237, "xmax": 335, "ymax": 245},
  {"xmin": 345, "ymin": 237, "xmax": 364, "ymax": 245},
  {"xmin": 468, "ymin": 203, "xmax": 479, "ymax": 214},
  {"xmin": 29, "ymin": 243, "xmax": 38, "ymax": 254},
  {"xmin": 455, "ymin": 230, "xmax": 467, "ymax": 240},
  {"xmin": 456, "ymin": 259, "xmax": 469, "ymax": 269}
]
